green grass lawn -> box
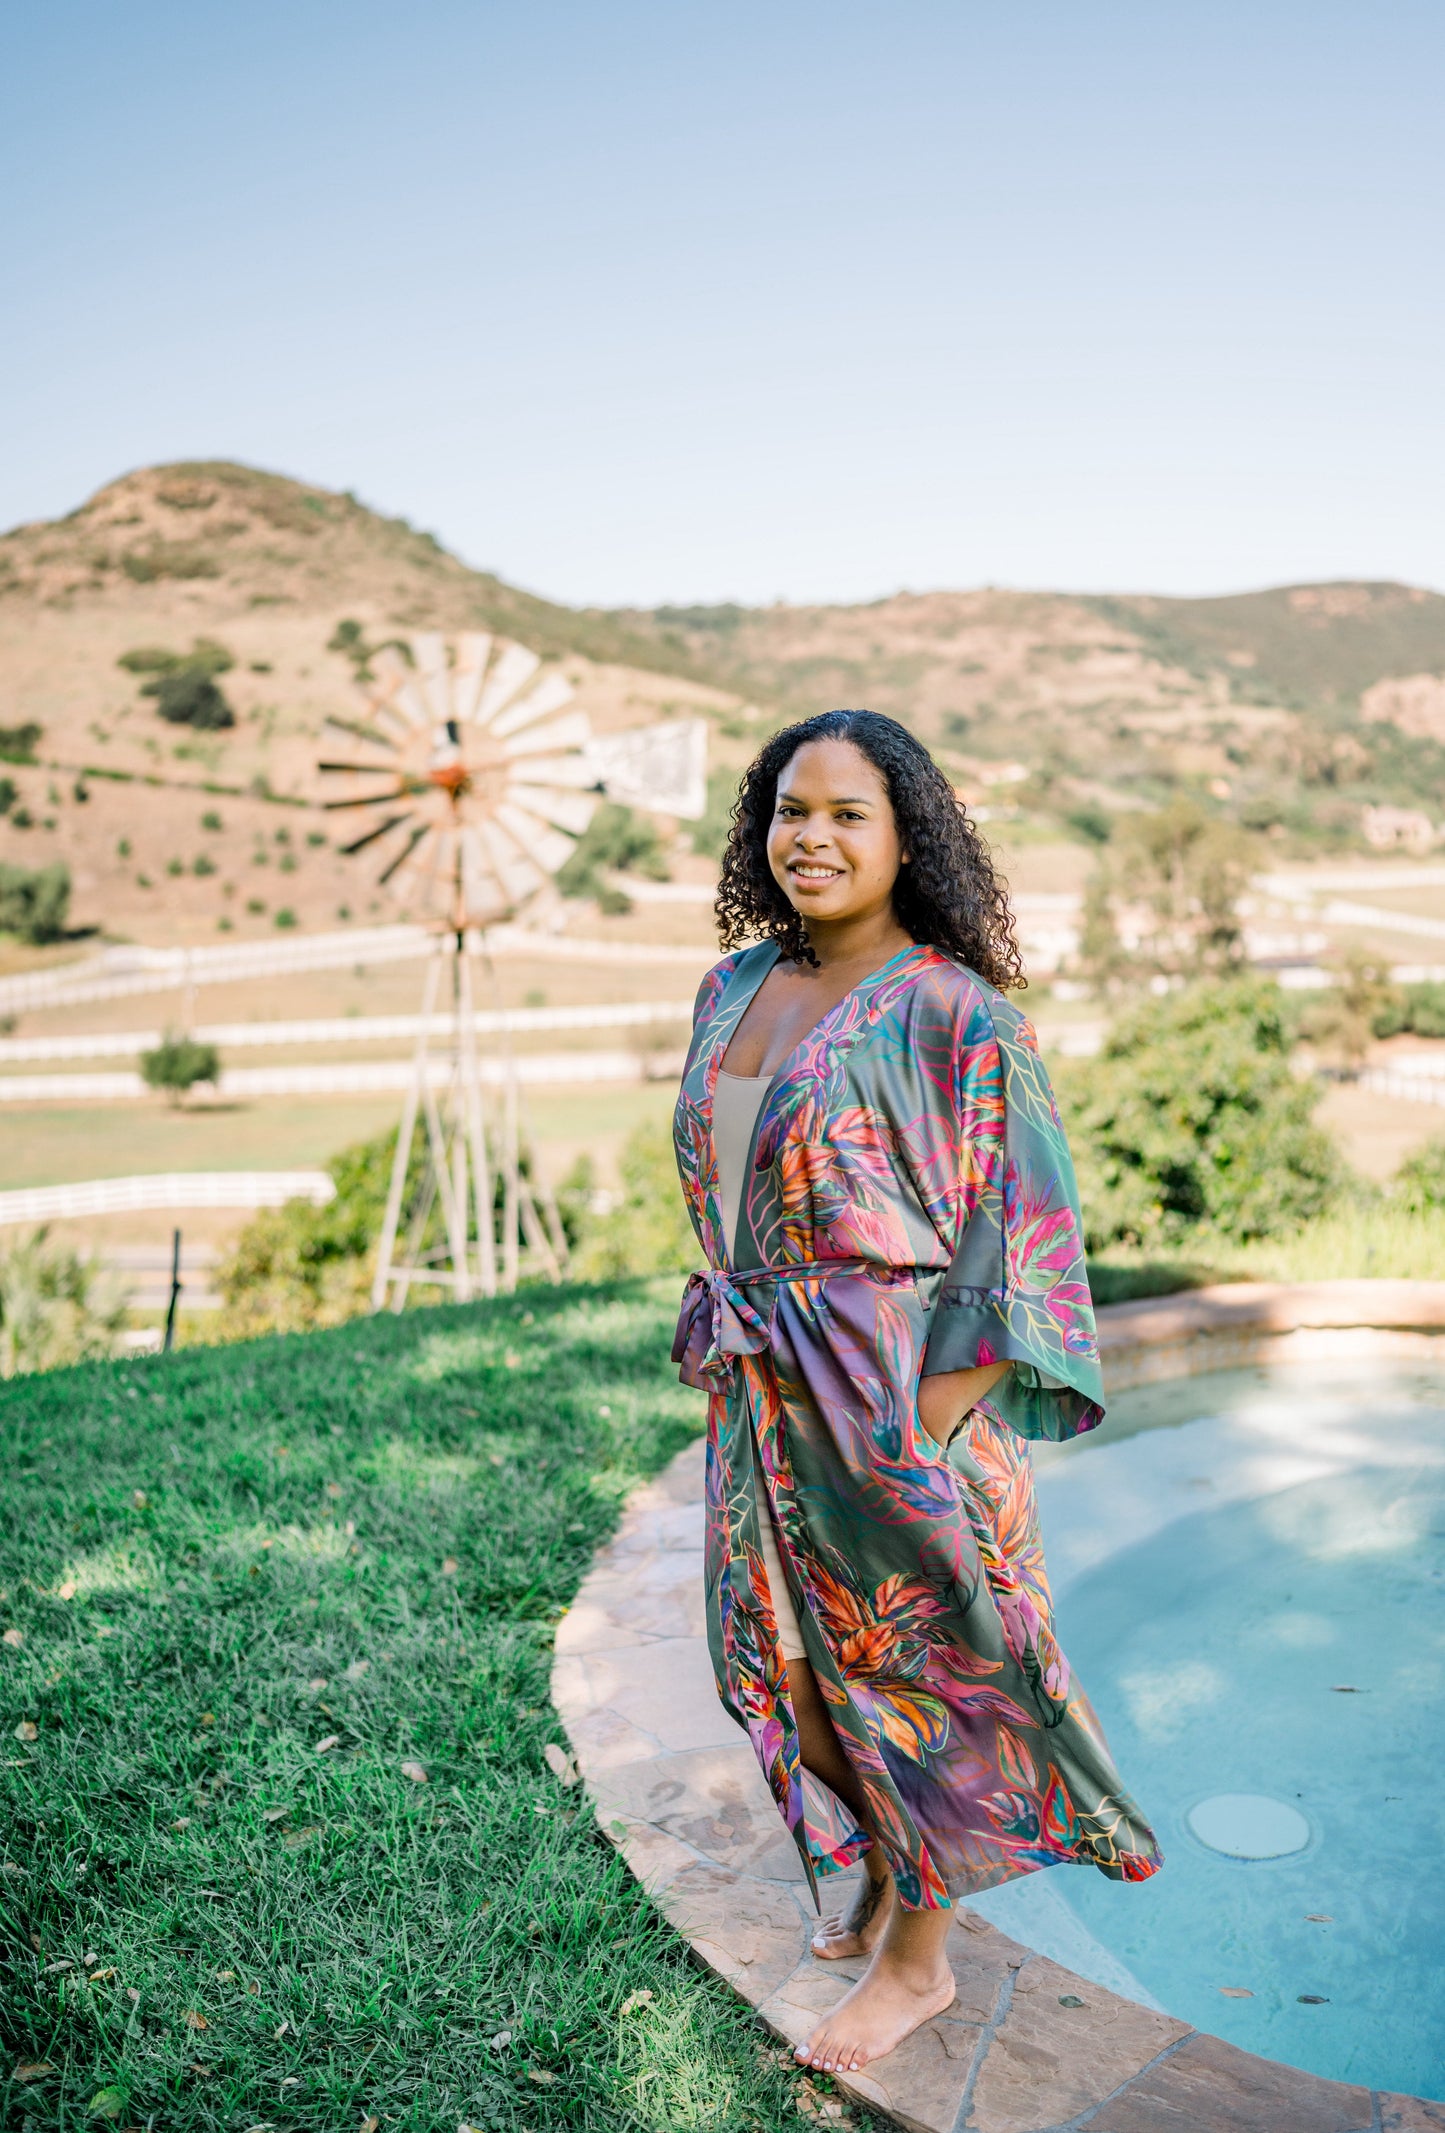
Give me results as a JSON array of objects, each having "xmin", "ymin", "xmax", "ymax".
[{"xmin": 0, "ymin": 1283, "xmax": 837, "ymax": 2133}]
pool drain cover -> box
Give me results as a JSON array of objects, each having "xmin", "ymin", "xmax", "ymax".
[{"xmin": 1186, "ymin": 1793, "xmax": 1311, "ymax": 1859}]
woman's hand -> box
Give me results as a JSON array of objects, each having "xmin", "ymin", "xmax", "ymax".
[{"xmin": 916, "ymin": 1361, "xmax": 1012, "ymax": 1448}]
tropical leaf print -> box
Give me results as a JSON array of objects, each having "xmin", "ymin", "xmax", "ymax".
[{"xmin": 673, "ymin": 942, "xmax": 1162, "ymax": 1905}]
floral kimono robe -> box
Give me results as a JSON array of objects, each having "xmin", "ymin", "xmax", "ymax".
[{"xmin": 671, "ymin": 940, "xmax": 1163, "ymax": 1909}]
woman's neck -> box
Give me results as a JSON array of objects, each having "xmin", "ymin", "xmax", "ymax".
[{"xmin": 800, "ymin": 905, "xmax": 913, "ymax": 973}]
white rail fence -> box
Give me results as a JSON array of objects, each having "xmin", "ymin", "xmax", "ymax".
[
  {"xmin": 0, "ymin": 999, "xmax": 696, "ymax": 1066},
  {"xmin": 0, "ymin": 1048, "xmax": 685, "ymax": 1106},
  {"xmin": 0, "ymin": 925, "xmax": 712, "ymax": 1014},
  {"xmin": 0, "ymin": 1171, "xmax": 335, "ymax": 1227}
]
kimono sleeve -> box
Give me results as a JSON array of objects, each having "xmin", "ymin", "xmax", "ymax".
[{"xmin": 919, "ymin": 995, "xmax": 1105, "ymax": 1442}]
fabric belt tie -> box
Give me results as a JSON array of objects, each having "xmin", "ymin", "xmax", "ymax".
[{"xmin": 672, "ymin": 1260, "xmax": 885, "ymax": 1389}]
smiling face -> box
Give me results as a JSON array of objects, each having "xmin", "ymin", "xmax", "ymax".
[{"xmin": 766, "ymin": 737, "xmax": 908, "ymax": 929}]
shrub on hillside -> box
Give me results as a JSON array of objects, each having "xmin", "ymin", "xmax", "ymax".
[
  {"xmin": 119, "ymin": 638, "xmax": 236, "ymax": 730},
  {"xmin": 0, "ymin": 1228, "xmax": 127, "ymax": 1376},
  {"xmin": 0, "ymin": 860, "xmax": 71, "ymax": 943},
  {"xmin": 1059, "ymin": 976, "xmax": 1342, "ymax": 1250},
  {"xmin": 0, "ymin": 722, "xmax": 41, "ymax": 764}
]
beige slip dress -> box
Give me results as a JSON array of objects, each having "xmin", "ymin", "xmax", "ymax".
[{"xmin": 712, "ymin": 1068, "xmax": 809, "ymax": 1662}]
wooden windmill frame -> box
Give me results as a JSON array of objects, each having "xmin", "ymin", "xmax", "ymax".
[{"xmin": 317, "ymin": 630, "xmax": 706, "ymax": 1305}]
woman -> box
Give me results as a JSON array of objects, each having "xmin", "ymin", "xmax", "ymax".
[{"xmin": 671, "ymin": 709, "xmax": 1162, "ymax": 2076}]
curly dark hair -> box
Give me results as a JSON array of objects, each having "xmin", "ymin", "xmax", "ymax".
[{"xmin": 714, "ymin": 708, "xmax": 1024, "ymax": 988}]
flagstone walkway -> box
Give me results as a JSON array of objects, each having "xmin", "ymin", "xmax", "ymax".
[{"xmin": 552, "ymin": 1430, "xmax": 1442, "ymax": 2133}]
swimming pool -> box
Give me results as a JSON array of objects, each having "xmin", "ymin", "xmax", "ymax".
[{"xmin": 965, "ymin": 1357, "xmax": 1445, "ymax": 2102}]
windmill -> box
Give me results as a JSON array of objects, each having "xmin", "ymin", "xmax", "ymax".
[{"xmin": 318, "ymin": 629, "xmax": 707, "ymax": 1307}]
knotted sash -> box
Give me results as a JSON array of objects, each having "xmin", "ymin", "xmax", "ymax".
[{"xmin": 672, "ymin": 1259, "xmax": 903, "ymax": 1388}]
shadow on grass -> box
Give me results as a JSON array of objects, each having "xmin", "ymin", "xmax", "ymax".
[{"xmin": 0, "ymin": 1280, "xmax": 861, "ymax": 2133}]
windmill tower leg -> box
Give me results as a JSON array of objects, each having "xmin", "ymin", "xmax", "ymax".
[
  {"xmin": 372, "ymin": 935, "xmax": 444, "ymax": 1311},
  {"xmin": 458, "ymin": 930, "xmax": 498, "ymax": 1296}
]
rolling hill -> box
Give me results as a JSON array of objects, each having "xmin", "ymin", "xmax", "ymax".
[{"xmin": 2, "ymin": 460, "xmax": 1445, "ymax": 949}]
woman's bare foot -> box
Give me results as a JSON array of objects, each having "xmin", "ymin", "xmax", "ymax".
[
  {"xmin": 811, "ymin": 1858, "xmax": 894, "ymax": 1959},
  {"xmin": 797, "ymin": 1903, "xmax": 956, "ymax": 2072}
]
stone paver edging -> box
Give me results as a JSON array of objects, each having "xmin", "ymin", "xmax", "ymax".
[{"xmin": 552, "ymin": 1283, "xmax": 1444, "ymax": 2132}]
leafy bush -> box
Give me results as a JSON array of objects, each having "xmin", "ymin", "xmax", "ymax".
[
  {"xmin": 0, "ymin": 721, "xmax": 40, "ymax": 764},
  {"xmin": 1374, "ymin": 980, "xmax": 1445, "ymax": 1041},
  {"xmin": 216, "ymin": 1134, "xmax": 396, "ymax": 1336},
  {"xmin": 0, "ymin": 1227, "xmax": 127, "ymax": 1375},
  {"xmin": 566, "ymin": 1121, "xmax": 701, "ymax": 1281},
  {"xmin": 139, "ymin": 1031, "xmax": 220, "ymax": 1104},
  {"xmin": 0, "ymin": 776, "xmax": 16, "ymax": 815},
  {"xmin": 556, "ymin": 803, "xmax": 670, "ymax": 914},
  {"xmin": 1060, "ymin": 976, "xmax": 1342, "ymax": 1249},
  {"xmin": 0, "ymin": 860, "xmax": 70, "ymax": 943},
  {"xmin": 1395, "ymin": 1136, "xmax": 1445, "ymax": 1214}
]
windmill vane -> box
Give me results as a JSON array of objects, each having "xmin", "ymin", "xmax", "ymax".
[
  {"xmin": 318, "ymin": 629, "xmax": 707, "ymax": 930},
  {"xmin": 316, "ymin": 630, "xmax": 708, "ymax": 1306}
]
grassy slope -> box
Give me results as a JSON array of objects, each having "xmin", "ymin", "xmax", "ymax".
[{"xmin": 0, "ymin": 1283, "xmax": 834, "ymax": 2133}]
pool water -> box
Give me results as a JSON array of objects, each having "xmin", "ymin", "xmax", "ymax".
[{"xmin": 965, "ymin": 1359, "xmax": 1445, "ymax": 2101}]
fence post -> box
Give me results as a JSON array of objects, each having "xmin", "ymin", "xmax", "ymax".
[{"xmin": 163, "ymin": 1228, "xmax": 182, "ymax": 1353}]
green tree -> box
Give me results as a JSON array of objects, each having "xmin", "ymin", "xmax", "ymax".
[
  {"xmin": 1073, "ymin": 864, "xmax": 1130, "ymax": 996},
  {"xmin": 1061, "ymin": 976, "xmax": 1341, "ymax": 1249},
  {"xmin": 0, "ymin": 860, "xmax": 71, "ymax": 943},
  {"xmin": 0, "ymin": 1228, "xmax": 128, "ymax": 1377},
  {"xmin": 1113, "ymin": 799, "xmax": 1251, "ymax": 978},
  {"xmin": 556, "ymin": 803, "xmax": 670, "ymax": 914},
  {"xmin": 139, "ymin": 1031, "xmax": 220, "ymax": 1106},
  {"xmin": 1300, "ymin": 948, "xmax": 1400, "ymax": 1076}
]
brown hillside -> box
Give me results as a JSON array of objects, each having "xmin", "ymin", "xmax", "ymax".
[
  {"xmin": 3, "ymin": 462, "xmax": 1445, "ymax": 957},
  {"xmin": 0, "ymin": 464, "xmax": 738, "ymax": 946}
]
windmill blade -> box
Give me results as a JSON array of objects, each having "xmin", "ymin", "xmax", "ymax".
[
  {"xmin": 460, "ymin": 821, "xmax": 509, "ymax": 921},
  {"xmin": 322, "ymin": 787, "xmax": 410, "ymax": 811},
  {"xmin": 584, "ymin": 719, "xmax": 708, "ymax": 818},
  {"xmin": 508, "ymin": 783, "xmax": 598, "ymax": 837},
  {"xmin": 476, "ymin": 814, "xmax": 549, "ymax": 903},
  {"xmin": 494, "ymin": 801, "xmax": 576, "ymax": 876},
  {"xmin": 487, "ymin": 668, "xmax": 574, "ymax": 740},
  {"xmin": 504, "ymin": 750, "xmax": 598, "ymax": 789},
  {"xmin": 377, "ymin": 822, "xmax": 432, "ymax": 885},
  {"xmin": 324, "ymin": 714, "xmax": 399, "ymax": 754},
  {"xmin": 368, "ymin": 644, "xmax": 430, "ymax": 731},
  {"xmin": 317, "ymin": 759, "xmax": 415, "ymax": 778},
  {"xmin": 452, "ymin": 632, "xmax": 493, "ymax": 724},
  {"xmin": 476, "ymin": 643, "xmax": 542, "ymax": 727},
  {"xmin": 412, "ymin": 632, "xmax": 451, "ymax": 723},
  {"xmin": 404, "ymin": 824, "xmax": 458, "ymax": 906},
  {"xmin": 340, "ymin": 810, "xmax": 417, "ymax": 856},
  {"xmin": 500, "ymin": 709, "xmax": 591, "ymax": 759}
]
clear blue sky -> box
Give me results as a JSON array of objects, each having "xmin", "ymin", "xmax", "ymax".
[{"xmin": 3, "ymin": 2, "xmax": 1442, "ymax": 607}]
